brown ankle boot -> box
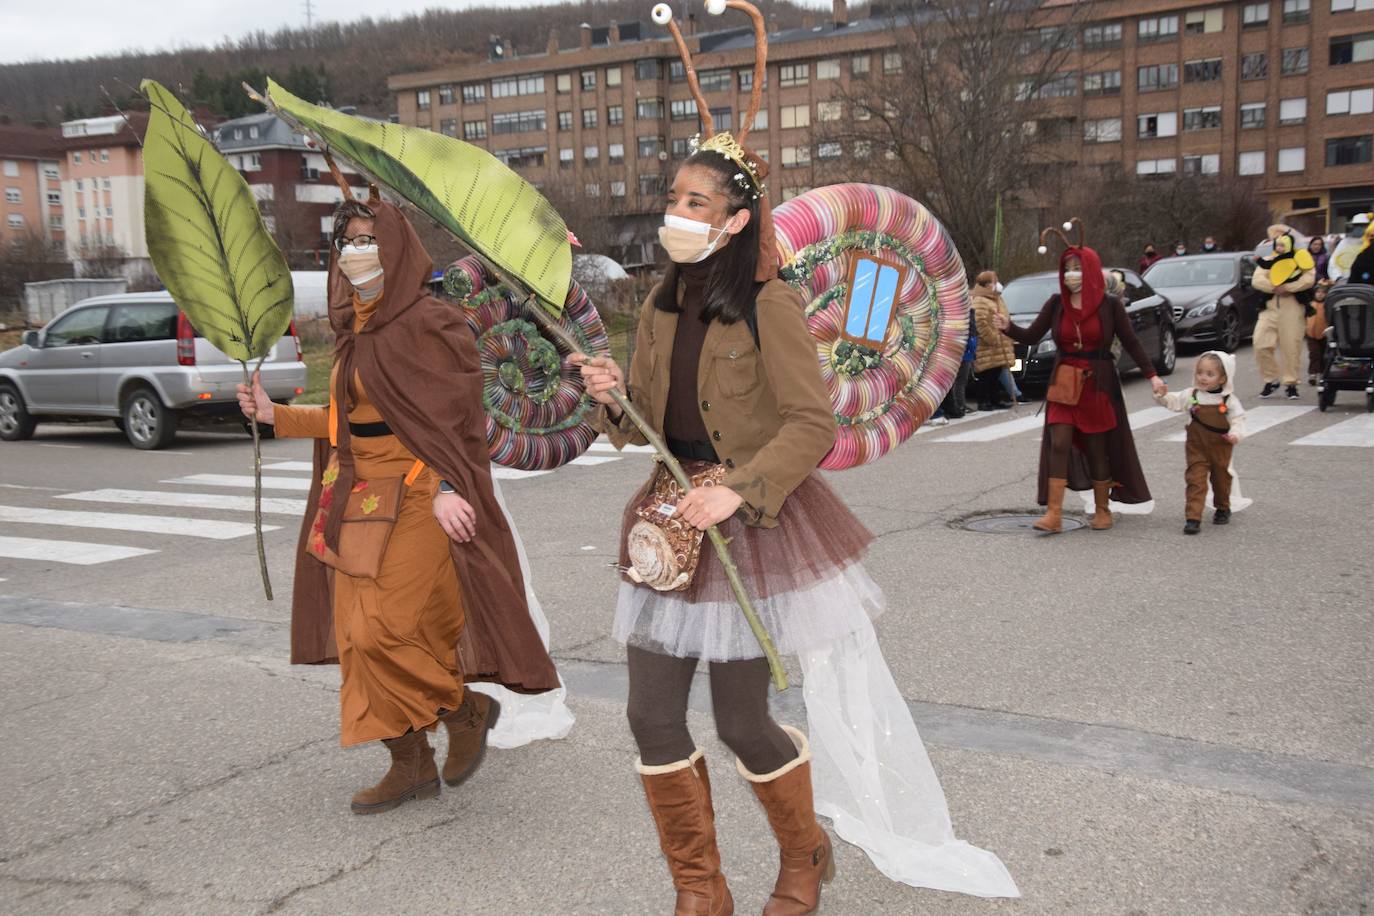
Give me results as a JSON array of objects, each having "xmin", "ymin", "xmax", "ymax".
[
  {"xmin": 1033, "ymin": 477, "xmax": 1068, "ymax": 533},
  {"xmin": 440, "ymin": 691, "xmax": 501, "ymax": 787},
  {"xmin": 738, "ymin": 727, "xmax": 834, "ymax": 916},
  {"xmin": 638, "ymin": 751, "xmax": 734, "ymax": 916},
  {"xmin": 1090, "ymin": 480, "xmax": 1114, "ymax": 530},
  {"xmin": 350, "ymin": 730, "xmax": 440, "ymax": 815}
]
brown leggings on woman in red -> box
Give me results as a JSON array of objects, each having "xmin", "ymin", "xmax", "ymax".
[{"xmin": 1046, "ymin": 424, "xmax": 1111, "ymax": 480}]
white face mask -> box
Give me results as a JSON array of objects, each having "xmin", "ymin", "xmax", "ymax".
[
  {"xmin": 1063, "ymin": 270, "xmax": 1083, "ymax": 292},
  {"xmin": 338, "ymin": 243, "xmax": 384, "ymax": 286},
  {"xmin": 658, "ymin": 213, "xmax": 730, "ymax": 264}
]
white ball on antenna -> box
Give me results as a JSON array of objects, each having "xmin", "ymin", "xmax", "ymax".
[
  {"xmin": 705, "ymin": 0, "xmax": 728, "ymax": 15},
  {"xmin": 1037, "ymin": 245, "xmax": 1048, "ymax": 255},
  {"xmin": 652, "ymin": 3, "xmax": 673, "ymax": 25},
  {"xmin": 1062, "ymin": 221, "xmax": 1073, "ymax": 231}
]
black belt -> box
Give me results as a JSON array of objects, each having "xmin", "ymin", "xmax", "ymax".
[
  {"xmin": 1063, "ymin": 350, "xmax": 1110, "ymax": 359},
  {"xmin": 1191, "ymin": 416, "xmax": 1230, "ymax": 435},
  {"xmin": 349, "ymin": 421, "xmax": 395, "ymax": 438},
  {"xmin": 666, "ymin": 436, "xmax": 719, "ymax": 462}
]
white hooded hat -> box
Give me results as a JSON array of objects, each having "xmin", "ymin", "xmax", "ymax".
[{"xmin": 1200, "ymin": 349, "xmax": 1236, "ymax": 397}]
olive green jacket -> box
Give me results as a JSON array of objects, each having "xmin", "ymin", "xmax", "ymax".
[{"xmin": 600, "ymin": 278, "xmax": 837, "ymax": 527}]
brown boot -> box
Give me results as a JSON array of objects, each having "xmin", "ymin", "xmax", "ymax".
[
  {"xmin": 440, "ymin": 691, "xmax": 501, "ymax": 787},
  {"xmin": 1033, "ymin": 477, "xmax": 1068, "ymax": 533},
  {"xmin": 1090, "ymin": 480, "xmax": 1114, "ymax": 530},
  {"xmin": 638, "ymin": 750, "xmax": 734, "ymax": 916},
  {"xmin": 350, "ymin": 730, "xmax": 440, "ymax": 815},
  {"xmin": 738, "ymin": 726, "xmax": 834, "ymax": 916}
]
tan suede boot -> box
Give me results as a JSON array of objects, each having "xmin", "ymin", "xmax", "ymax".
[
  {"xmin": 638, "ymin": 751, "xmax": 734, "ymax": 916},
  {"xmin": 1090, "ymin": 480, "xmax": 1114, "ymax": 530},
  {"xmin": 738, "ymin": 727, "xmax": 834, "ymax": 916},
  {"xmin": 1033, "ymin": 477, "xmax": 1068, "ymax": 533},
  {"xmin": 350, "ymin": 730, "xmax": 440, "ymax": 815},
  {"xmin": 440, "ymin": 691, "xmax": 501, "ymax": 787}
]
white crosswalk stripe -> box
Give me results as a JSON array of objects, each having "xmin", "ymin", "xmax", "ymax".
[
  {"xmin": 1160, "ymin": 405, "xmax": 1314, "ymax": 443},
  {"xmin": 0, "ymin": 506, "xmax": 279, "ymax": 539},
  {"xmin": 263, "ymin": 461, "xmax": 315, "ymax": 472},
  {"xmin": 0, "ymin": 535, "xmax": 156, "ymax": 565},
  {"xmin": 935, "ymin": 413, "xmax": 1044, "ymax": 443},
  {"xmin": 58, "ymin": 489, "xmax": 308, "ymax": 515},
  {"xmin": 1292, "ymin": 413, "xmax": 1374, "ymax": 447},
  {"xmin": 163, "ymin": 474, "xmax": 311, "ymax": 491}
]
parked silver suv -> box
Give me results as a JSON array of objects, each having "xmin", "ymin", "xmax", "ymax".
[{"xmin": 0, "ymin": 292, "xmax": 307, "ymax": 449}]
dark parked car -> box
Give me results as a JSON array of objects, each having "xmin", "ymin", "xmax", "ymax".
[
  {"xmin": 1001, "ymin": 268, "xmax": 1176, "ymax": 395},
  {"xmin": 1143, "ymin": 252, "xmax": 1265, "ymax": 353}
]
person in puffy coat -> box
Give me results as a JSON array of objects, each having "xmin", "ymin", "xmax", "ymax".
[{"xmin": 970, "ymin": 271, "xmax": 1017, "ymax": 411}]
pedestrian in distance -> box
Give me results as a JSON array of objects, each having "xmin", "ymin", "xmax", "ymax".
[
  {"xmin": 969, "ymin": 271, "xmax": 1017, "ymax": 411},
  {"xmin": 1308, "ymin": 236, "xmax": 1330, "ymax": 280},
  {"xmin": 1154, "ymin": 351, "xmax": 1249, "ymax": 534},
  {"xmin": 1139, "ymin": 243, "xmax": 1162, "ymax": 275},
  {"xmin": 1174, "ymin": 240, "xmax": 1189, "ymax": 257},
  {"xmin": 1306, "ymin": 282, "xmax": 1332, "ymax": 385},
  {"xmin": 942, "ymin": 298, "xmax": 979, "ymax": 418},
  {"xmin": 1202, "ymin": 236, "xmax": 1219, "ymax": 253},
  {"xmin": 1252, "ymin": 225, "xmax": 1317, "ymax": 401}
]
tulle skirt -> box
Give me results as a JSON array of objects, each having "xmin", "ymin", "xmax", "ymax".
[{"xmin": 613, "ymin": 472, "xmax": 882, "ymax": 661}]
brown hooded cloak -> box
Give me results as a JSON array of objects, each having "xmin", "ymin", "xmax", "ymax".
[{"xmin": 289, "ymin": 200, "xmax": 559, "ymax": 694}]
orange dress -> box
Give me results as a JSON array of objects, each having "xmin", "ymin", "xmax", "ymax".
[{"xmin": 273, "ymin": 304, "xmax": 464, "ymax": 746}]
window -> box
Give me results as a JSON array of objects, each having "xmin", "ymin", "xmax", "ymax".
[
  {"xmin": 99, "ymin": 149, "xmax": 108, "ymax": 162},
  {"xmin": 638, "ymin": 135, "xmax": 664, "ymax": 158},
  {"xmin": 1138, "ymin": 111, "xmax": 1179, "ymax": 138},
  {"xmin": 104, "ymin": 205, "xmax": 112, "ymax": 218},
  {"xmin": 71, "ymin": 152, "xmax": 82, "ymax": 166},
  {"xmin": 1139, "ymin": 15, "xmax": 1180, "ymax": 42},
  {"xmin": 1084, "ymin": 118, "xmax": 1123, "ymax": 142},
  {"xmin": 557, "ymin": 111, "xmax": 573, "ymax": 131},
  {"xmin": 439, "ymin": 85, "xmax": 455, "ymax": 105},
  {"xmin": 1277, "ymin": 146, "xmax": 1306, "ymax": 171},
  {"xmin": 751, "ymin": 110, "xmax": 768, "ymax": 130},
  {"xmin": 709, "ymin": 107, "xmax": 732, "ymax": 132},
  {"xmin": 584, "ymin": 146, "xmax": 599, "ymax": 163},
  {"xmin": 1139, "ymin": 64, "xmax": 1180, "ymax": 92},
  {"xmin": 75, "ymin": 179, "xmax": 83, "ymax": 191},
  {"xmin": 1330, "ymin": 32, "xmax": 1374, "ymax": 65},
  {"xmin": 492, "ymin": 110, "xmax": 547, "ymax": 135},
  {"xmin": 43, "ymin": 165, "xmax": 59, "ymax": 180},
  {"xmin": 582, "ymin": 71, "xmax": 597, "ymax": 92},
  {"xmin": 739, "ymin": 69, "xmax": 755, "ymax": 92},
  {"xmin": 1243, "ymin": 3, "xmax": 1270, "ymax": 26},
  {"xmin": 1083, "ymin": 70, "xmax": 1122, "ymax": 96},
  {"xmin": 609, "ymin": 142, "xmax": 625, "ymax": 163},
  {"xmin": 854, "ymin": 140, "xmax": 872, "ymax": 159},
  {"xmin": 780, "ymin": 105, "xmax": 811, "ymax": 129},
  {"xmin": 816, "ymin": 59, "xmax": 841, "ymax": 80},
  {"xmin": 670, "ymin": 99, "xmax": 698, "ymax": 121},
  {"xmin": 583, "ymin": 108, "xmax": 598, "ymax": 129},
  {"xmin": 1083, "ymin": 23, "xmax": 1123, "ymax": 48},
  {"xmin": 854, "ymin": 103, "xmax": 872, "ymax": 122},
  {"xmin": 852, "ymin": 55, "xmax": 871, "ymax": 77},
  {"xmin": 1239, "ymin": 150, "xmax": 1267, "ymax": 174},
  {"xmin": 1185, "ymin": 58, "xmax": 1223, "ymax": 82},
  {"xmin": 439, "ymin": 118, "xmax": 457, "ymax": 137},
  {"xmin": 78, "ymin": 207, "xmax": 85, "ymax": 219},
  {"xmin": 1241, "ymin": 101, "xmax": 1268, "ymax": 128},
  {"xmin": 639, "ymin": 174, "xmax": 665, "ymax": 196},
  {"xmin": 491, "ymin": 75, "xmax": 545, "ymax": 98},
  {"xmin": 636, "ymin": 98, "xmax": 664, "ymax": 120},
  {"xmin": 607, "ymin": 105, "xmax": 624, "ymax": 126},
  {"xmin": 1136, "ymin": 158, "xmax": 1178, "ymax": 176},
  {"xmin": 671, "ymin": 137, "xmax": 692, "ymax": 159},
  {"xmin": 636, "ymin": 59, "xmax": 662, "ymax": 81},
  {"xmin": 1040, "ymin": 73, "xmax": 1078, "ymax": 98},
  {"xmin": 817, "ymin": 141, "xmax": 842, "ymax": 159},
  {"xmin": 585, "ymin": 183, "xmax": 600, "ymax": 198},
  {"xmin": 1282, "ymin": 0, "xmax": 1310, "ymax": 21},
  {"xmin": 781, "ymin": 145, "xmax": 811, "ymax": 168},
  {"xmin": 669, "ymin": 61, "xmax": 686, "ymax": 83},
  {"xmin": 1326, "ymin": 134, "xmax": 1374, "ymax": 164},
  {"xmin": 107, "ymin": 304, "xmax": 177, "ymax": 343},
  {"xmin": 883, "ymin": 52, "xmax": 902, "ymax": 74},
  {"xmin": 416, "ymin": 90, "xmax": 431, "ymax": 110},
  {"xmin": 611, "ymin": 181, "xmax": 626, "ymax": 197},
  {"xmin": 607, "ymin": 66, "xmax": 622, "ymax": 87},
  {"xmin": 1283, "ymin": 47, "xmax": 1310, "ymax": 73},
  {"xmin": 1327, "ymin": 87, "xmax": 1374, "ymax": 115},
  {"xmin": 1242, "ymin": 52, "xmax": 1269, "ymax": 80},
  {"xmin": 1183, "ymin": 154, "xmax": 1221, "ymax": 174},
  {"xmin": 464, "ymin": 120, "xmax": 487, "ymax": 140},
  {"xmin": 101, "ymin": 177, "xmax": 110, "ymax": 190},
  {"xmin": 1280, "ymin": 96, "xmax": 1308, "ymax": 123},
  {"xmin": 49, "ymin": 214, "xmax": 62, "ymax": 229},
  {"xmin": 697, "ymin": 69, "xmax": 731, "ymax": 94},
  {"xmin": 244, "ymin": 153, "xmax": 262, "ymax": 172},
  {"xmin": 559, "ymin": 148, "xmax": 574, "ymax": 168},
  {"xmin": 780, "ymin": 63, "xmax": 809, "ymax": 87},
  {"xmin": 4, "ymin": 188, "xmax": 19, "ymax": 204},
  {"xmin": 1185, "ymin": 9, "xmax": 1224, "ymax": 33},
  {"xmin": 1332, "ymin": 0, "xmax": 1374, "ymax": 10},
  {"xmin": 44, "ymin": 307, "xmax": 108, "ymax": 347},
  {"xmin": 817, "ymin": 101, "xmax": 842, "ymax": 122},
  {"xmin": 462, "ymin": 83, "xmax": 486, "ymax": 103},
  {"xmin": 557, "ymin": 73, "xmax": 573, "ymax": 94},
  {"xmin": 492, "ymin": 146, "xmax": 547, "ymax": 168},
  {"xmin": 46, "ymin": 191, "xmax": 60, "ymax": 205},
  {"xmin": 1184, "ymin": 105, "xmax": 1223, "ymax": 130}
]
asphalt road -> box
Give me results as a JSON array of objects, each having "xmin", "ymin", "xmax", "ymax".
[{"xmin": 1, "ymin": 347, "xmax": 1371, "ymax": 915}]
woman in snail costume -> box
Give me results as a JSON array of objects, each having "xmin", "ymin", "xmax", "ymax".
[
  {"xmin": 574, "ymin": 3, "xmax": 1017, "ymax": 912},
  {"xmin": 995, "ymin": 223, "xmax": 1166, "ymax": 531},
  {"xmin": 238, "ymin": 191, "xmax": 561, "ymax": 814}
]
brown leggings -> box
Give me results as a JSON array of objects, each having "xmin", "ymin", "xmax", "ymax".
[
  {"xmin": 1046, "ymin": 424, "xmax": 1111, "ymax": 480},
  {"xmin": 626, "ymin": 645, "xmax": 798, "ymax": 773}
]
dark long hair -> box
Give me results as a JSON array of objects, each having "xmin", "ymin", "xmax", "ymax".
[{"xmin": 653, "ymin": 151, "xmax": 762, "ymax": 326}]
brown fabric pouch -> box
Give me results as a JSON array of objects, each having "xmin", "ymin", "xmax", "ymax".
[
  {"xmin": 625, "ymin": 460, "xmax": 728, "ymax": 591},
  {"xmin": 306, "ymin": 454, "xmax": 412, "ymax": 579},
  {"xmin": 1047, "ymin": 363, "xmax": 1089, "ymax": 406}
]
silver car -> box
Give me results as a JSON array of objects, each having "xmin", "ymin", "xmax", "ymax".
[{"xmin": 0, "ymin": 292, "xmax": 307, "ymax": 449}]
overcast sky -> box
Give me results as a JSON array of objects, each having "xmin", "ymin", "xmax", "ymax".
[{"xmin": 0, "ymin": 0, "xmax": 558, "ymax": 65}]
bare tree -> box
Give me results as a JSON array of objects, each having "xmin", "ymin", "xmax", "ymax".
[
  {"xmin": 76, "ymin": 242, "xmax": 128, "ymax": 279},
  {"xmin": 262, "ymin": 180, "xmax": 327, "ymax": 268},
  {"xmin": 0, "ymin": 231, "xmax": 72, "ymax": 319}
]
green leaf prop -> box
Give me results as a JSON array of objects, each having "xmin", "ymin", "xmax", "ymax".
[
  {"xmin": 265, "ymin": 78, "xmax": 572, "ymax": 315},
  {"xmin": 142, "ymin": 78, "xmax": 293, "ymax": 600}
]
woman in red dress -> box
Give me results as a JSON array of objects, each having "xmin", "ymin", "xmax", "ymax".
[{"xmin": 995, "ymin": 242, "xmax": 1167, "ymax": 531}]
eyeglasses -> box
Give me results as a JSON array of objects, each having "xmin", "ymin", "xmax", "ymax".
[{"xmin": 335, "ymin": 234, "xmax": 377, "ymax": 252}]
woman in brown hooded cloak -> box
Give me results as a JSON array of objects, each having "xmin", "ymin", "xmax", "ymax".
[{"xmin": 238, "ymin": 197, "xmax": 560, "ymax": 814}]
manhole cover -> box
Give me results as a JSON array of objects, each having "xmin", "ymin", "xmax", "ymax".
[{"xmin": 960, "ymin": 513, "xmax": 1086, "ymax": 534}]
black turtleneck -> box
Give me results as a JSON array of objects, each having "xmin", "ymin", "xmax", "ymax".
[{"xmin": 663, "ymin": 259, "xmax": 715, "ymax": 444}]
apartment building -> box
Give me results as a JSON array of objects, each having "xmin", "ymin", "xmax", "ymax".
[
  {"xmin": 59, "ymin": 114, "xmax": 150, "ymax": 273},
  {"xmin": 0, "ymin": 124, "xmax": 65, "ymax": 251}
]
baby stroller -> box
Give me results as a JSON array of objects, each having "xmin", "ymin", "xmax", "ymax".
[{"xmin": 1317, "ymin": 284, "xmax": 1374, "ymax": 412}]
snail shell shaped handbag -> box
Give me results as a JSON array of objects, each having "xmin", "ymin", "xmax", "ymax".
[{"xmin": 626, "ymin": 460, "xmax": 728, "ymax": 591}]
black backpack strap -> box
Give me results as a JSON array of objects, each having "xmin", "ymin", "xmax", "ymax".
[{"xmin": 745, "ymin": 307, "xmax": 760, "ymax": 351}]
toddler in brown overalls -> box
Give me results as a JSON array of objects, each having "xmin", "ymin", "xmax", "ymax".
[{"xmin": 1155, "ymin": 351, "xmax": 1250, "ymax": 535}]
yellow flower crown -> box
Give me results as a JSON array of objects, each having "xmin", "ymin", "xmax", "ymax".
[{"xmin": 690, "ymin": 131, "xmax": 765, "ymax": 200}]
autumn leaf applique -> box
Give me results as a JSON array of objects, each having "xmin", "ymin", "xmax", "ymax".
[{"xmin": 360, "ymin": 494, "xmax": 381, "ymax": 516}]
